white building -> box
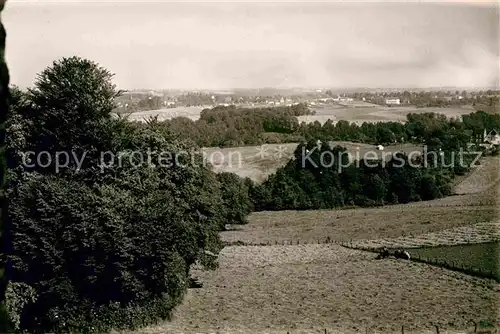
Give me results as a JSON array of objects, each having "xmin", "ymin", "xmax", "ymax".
[
  {"xmin": 339, "ymin": 97, "xmax": 353, "ymax": 102},
  {"xmin": 484, "ymin": 129, "xmax": 500, "ymax": 145},
  {"xmin": 385, "ymin": 98, "xmax": 401, "ymax": 105}
]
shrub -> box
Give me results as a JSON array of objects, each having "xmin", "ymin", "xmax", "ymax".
[{"xmin": 216, "ymin": 172, "xmax": 253, "ymax": 226}]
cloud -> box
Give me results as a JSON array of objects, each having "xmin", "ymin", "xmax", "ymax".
[{"xmin": 4, "ymin": 1, "xmax": 498, "ymax": 89}]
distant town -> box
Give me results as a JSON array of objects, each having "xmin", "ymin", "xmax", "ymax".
[{"xmin": 114, "ymin": 88, "xmax": 500, "ymax": 115}]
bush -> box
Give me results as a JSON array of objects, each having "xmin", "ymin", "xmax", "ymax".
[{"xmin": 216, "ymin": 172, "xmax": 252, "ymax": 226}]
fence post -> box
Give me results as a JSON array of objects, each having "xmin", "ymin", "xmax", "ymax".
[
  {"xmin": 435, "ymin": 325, "xmax": 439, "ymax": 334},
  {"xmin": 470, "ymin": 320, "xmax": 477, "ymax": 333},
  {"xmin": 401, "ymin": 325, "xmax": 404, "ymax": 334}
]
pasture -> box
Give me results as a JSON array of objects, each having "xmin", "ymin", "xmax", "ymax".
[
  {"xmin": 297, "ymin": 105, "xmax": 475, "ymax": 125},
  {"xmin": 202, "ymin": 142, "xmax": 425, "ymax": 183},
  {"xmin": 121, "ymin": 106, "xmax": 209, "ymax": 122},
  {"xmin": 124, "ymin": 244, "xmax": 498, "ymax": 334},
  {"xmin": 118, "ymin": 104, "xmax": 476, "ymax": 126},
  {"xmin": 123, "ymin": 156, "xmax": 500, "ymax": 333}
]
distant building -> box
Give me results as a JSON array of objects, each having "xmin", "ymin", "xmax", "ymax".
[
  {"xmin": 484, "ymin": 129, "xmax": 500, "ymax": 145},
  {"xmin": 339, "ymin": 97, "xmax": 353, "ymax": 102},
  {"xmin": 385, "ymin": 98, "xmax": 401, "ymax": 105}
]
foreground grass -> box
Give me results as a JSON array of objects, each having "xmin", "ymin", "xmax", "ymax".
[
  {"xmin": 120, "ymin": 155, "xmax": 499, "ymax": 333},
  {"xmin": 222, "ymin": 205, "xmax": 496, "ymax": 245},
  {"xmin": 119, "ymin": 245, "xmax": 499, "ymax": 334}
]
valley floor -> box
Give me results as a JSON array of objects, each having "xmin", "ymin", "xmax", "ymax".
[
  {"xmin": 122, "ymin": 156, "xmax": 499, "ymax": 334},
  {"xmin": 127, "ymin": 244, "xmax": 499, "ymax": 334}
]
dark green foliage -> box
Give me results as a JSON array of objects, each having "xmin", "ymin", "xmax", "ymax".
[
  {"xmin": 240, "ymin": 109, "xmax": 498, "ymax": 212},
  {"xmin": 0, "ymin": 5, "xmax": 11, "ymax": 331},
  {"xmin": 4, "ymin": 54, "xmax": 499, "ymax": 333},
  {"xmin": 252, "ymin": 142, "xmax": 464, "ymax": 211},
  {"xmin": 8, "ymin": 174, "xmax": 194, "ymax": 332},
  {"xmin": 216, "ymin": 173, "xmax": 252, "ymax": 226},
  {"xmin": 5, "ymin": 57, "xmax": 244, "ymax": 333}
]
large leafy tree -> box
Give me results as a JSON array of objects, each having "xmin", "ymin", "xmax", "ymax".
[
  {"xmin": 24, "ymin": 56, "xmax": 122, "ymax": 174},
  {"xmin": 6, "ymin": 57, "xmax": 232, "ymax": 333}
]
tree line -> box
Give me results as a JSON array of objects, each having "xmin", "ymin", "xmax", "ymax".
[
  {"xmin": 229, "ymin": 111, "xmax": 499, "ymax": 212},
  {"xmin": 134, "ymin": 103, "xmax": 500, "ymax": 150}
]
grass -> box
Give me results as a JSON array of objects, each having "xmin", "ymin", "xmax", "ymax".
[
  {"xmin": 222, "ymin": 155, "xmax": 499, "ymax": 246},
  {"xmin": 122, "ymin": 106, "xmax": 208, "ymax": 122},
  {"xmin": 408, "ymin": 242, "xmax": 499, "ymax": 280},
  {"xmin": 222, "ymin": 204, "xmax": 496, "ymax": 246},
  {"xmin": 120, "ymin": 244, "xmax": 499, "ymax": 334}
]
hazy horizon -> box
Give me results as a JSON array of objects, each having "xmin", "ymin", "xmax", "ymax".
[{"xmin": 4, "ymin": 1, "xmax": 499, "ymax": 90}]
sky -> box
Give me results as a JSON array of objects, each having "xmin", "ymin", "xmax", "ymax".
[{"xmin": 3, "ymin": 0, "xmax": 499, "ymax": 90}]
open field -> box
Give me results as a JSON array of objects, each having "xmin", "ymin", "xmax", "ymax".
[
  {"xmin": 120, "ymin": 106, "xmax": 209, "ymax": 122},
  {"xmin": 222, "ymin": 205, "xmax": 497, "ymax": 246},
  {"xmin": 223, "ymin": 156, "xmax": 499, "ymax": 246},
  {"xmin": 298, "ymin": 105, "xmax": 475, "ymax": 125},
  {"xmin": 408, "ymin": 242, "xmax": 499, "ymax": 280},
  {"xmin": 123, "ymin": 244, "xmax": 499, "ymax": 334},
  {"xmin": 453, "ymin": 155, "xmax": 500, "ymax": 195},
  {"xmin": 203, "ymin": 142, "xmax": 424, "ymax": 183},
  {"xmin": 336, "ymin": 100, "xmax": 380, "ymax": 107},
  {"xmin": 116, "ymin": 104, "xmax": 476, "ymax": 125},
  {"xmin": 347, "ymin": 220, "xmax": 499, "ymax": 250}
]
